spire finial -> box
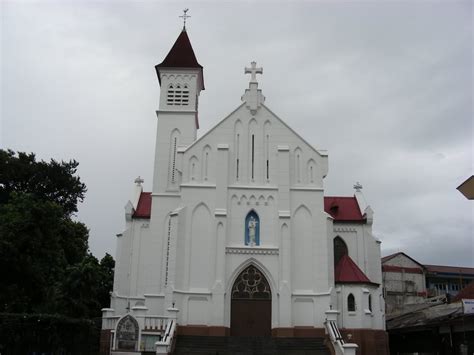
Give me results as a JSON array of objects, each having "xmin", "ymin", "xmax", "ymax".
[{"xmin": 179, "ymin": 8, "xmax": 190, "ymax": 30}]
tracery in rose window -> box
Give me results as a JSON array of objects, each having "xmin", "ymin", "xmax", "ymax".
[{"xmin": 231, "ymin": 265, "xmax": 271, "ymax": 299}]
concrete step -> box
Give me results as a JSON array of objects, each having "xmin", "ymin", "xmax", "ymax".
[{"xmin": 173, "ymin": 335, "xmax": 330, "ymax": 355}]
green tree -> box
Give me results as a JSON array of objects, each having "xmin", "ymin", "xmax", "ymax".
[
  {"xmin": 0, "ymin": 149, "xmax": 113, "ymax": 318},
  {"xmin": 0, "ymin": 149, "xmax": 86, "ymax": 215}
]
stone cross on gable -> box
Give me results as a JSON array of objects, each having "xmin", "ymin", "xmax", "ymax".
[{"xmin": 245, "ymin": 61, "xmax": 263, "ymax": 83}]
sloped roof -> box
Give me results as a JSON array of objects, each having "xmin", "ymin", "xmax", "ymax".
[
  {"xmin": 131, "ymin": 192, "xmax": 366, "ymax": 223},
  {"xmin": 156, "ymin": 30, "xmax": 202, "ymax": 69},
  {"xmin": 324, "ymin": 196, "xmax": 365, "ymax": 222},
  {"xmin": 155, "ymin": 30, "xmax": 204, "ymax": 89},
  {"xmin": 132, "ymin": 192, "xmax": 151, "ymax": 219},
  {"xmin": 381, "ymin": 252, "xmax": 425, "ymax": 268},
  {"xmin": 335, "ymin": 254, "xmax": 376, "ymax": 285},
  {"xmin": 424, "ymin": 264, "xmax": 474, "ymax": 276},
  {"xmin": 387, "ymin": 302, "xmax": 463, "ymax": 330}
]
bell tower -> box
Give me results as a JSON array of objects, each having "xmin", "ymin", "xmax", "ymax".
[{"xmin": 152, "ymin": 23, "xmax": 204, "ymax": 194}]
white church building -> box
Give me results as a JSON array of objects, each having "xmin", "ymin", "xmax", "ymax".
[{"xmin": 101, "ymin": 26, "xmax": 389, "ymax": 355}]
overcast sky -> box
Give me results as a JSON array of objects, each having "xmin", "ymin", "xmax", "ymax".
[{"xmin": 2, "ymin": 1, "xmax": 472, "ymax": 266}]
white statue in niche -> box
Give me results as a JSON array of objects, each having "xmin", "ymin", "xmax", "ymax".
[{"xmin": 248, "ymin": 216, "xmax": 258, "ymax": 246}]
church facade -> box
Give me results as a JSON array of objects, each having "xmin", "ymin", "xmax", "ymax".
[{"xmin": 102, "ymin": 27, "xmax": 388, "ymax": 354}]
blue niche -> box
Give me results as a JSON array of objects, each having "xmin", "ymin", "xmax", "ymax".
[{"xmin": 245, "ymin": 210, "xmax": 260, "ymax": 246}]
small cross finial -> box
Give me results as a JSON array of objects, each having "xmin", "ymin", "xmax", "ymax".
[
  {"xmin": 245, "ymin": 61, "xmax": 263, "ymax": 83},
  {"xmin": 135, "ymin": 176, "xmax": 144, "ymax": 186},
  {"xmin": 354, "ymin": 182, "xmax": 363, "ymax": 192},
  {"xmin": 179, "ymin": 9, "xmax": 190, "ymax": 30}
]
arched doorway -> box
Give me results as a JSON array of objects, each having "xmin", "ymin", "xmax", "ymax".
[{"xmin": 230, "ymin": 265, "xmax": 271, "ymax": 336}]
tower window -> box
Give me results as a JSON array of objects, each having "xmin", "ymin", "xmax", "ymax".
[
  {"xmin": 167, "ymin": 84, "xmax": 189, "ymax": 106},
  {"xmin": 236, "ymin": 134, "xmax": 240, "ymax": 180},
  {"xmin": 265, "ymin": 134, "xmax": 269, "ymax": 181},
  {"xmin": 251, "ymin": 134, "xmax": 255, "ymax": 180},
  {"xmin": 348, "ymin": 294, "xmax": 355, "ymax": 312},
  {"xmin": 334, "ymin": 236, "xmax": 348, "ymax": 266}
]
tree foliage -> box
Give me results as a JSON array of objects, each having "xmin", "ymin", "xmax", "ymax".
[
  {"xmin": 0, "ymin": 149, "xmax": 113, "ymax": 319},
  {"xmin": 0, "ymin": 149, "xmax": 86, "ymax": 215}
]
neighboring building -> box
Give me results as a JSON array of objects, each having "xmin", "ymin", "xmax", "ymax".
[
  {"xmin": 381, "ymin": 252, "xmax": 426, "ymax": 314},
  {"xmin": 382, "ymin": 252, "xmax": 474, "ymax": 314},
  {"xmin": 101, "ymin": 26, "xmax": 389, "ymax": 354},
  {"xmin": 425, "ymin": 264, "xmax": 474, "ymax": 298}
]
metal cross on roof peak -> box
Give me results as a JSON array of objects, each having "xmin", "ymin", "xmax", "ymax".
[
  {"xmin": 135, "ymin": 176, "xmax": 144, "ymax": 186},
  {"xmin": 245, "ymin": 61, "xmax": 263, "ymax": 83},
  {"xmin": 179, "ymin": 9, "xmax": 191, "ymax": 30}
]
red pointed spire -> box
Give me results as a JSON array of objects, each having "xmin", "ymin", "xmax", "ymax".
[
  {"xmin": 157, "ymin": 30, "xmax": 202, "ymax": 69},
  {"xmin": 335, "ymin": 254, "xmax": 376, "ymax": 285},
  {"xmin": 155, "ymin": 30, "xmax": 204, "ymax": 89}
]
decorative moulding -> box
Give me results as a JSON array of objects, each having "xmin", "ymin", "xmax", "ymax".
[
  {"xmin": 290, "ymin": 187, "xmax": 324, "ymax": 192},
  {"xmin": 226, "ymin": 246, "xmax": 279, "ymax": 255},
  {"xmin": 214, "ymin": 209, "xmax": 227, "ymax": 217},
  {"xmin": 334, "ymin": 226, "xmax": 357, "ymax": 233},
  {"xmin": 279, "ymin": 210, "xmax": 291, "ymax": 219},
  {"xmin": 217, "ymin": 144, "xmax": 229, "ymax": 150},
  {"xmin": 181, "ymin": 184, "xmax": 217, "ymax": 190},
  {"xmin": 229, "ymin": 185, "xmax": 278, "ymax": 190}
]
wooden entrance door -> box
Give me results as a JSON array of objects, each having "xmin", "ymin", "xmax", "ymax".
[{"xmin": 230, "ymin": 265, "xmax": 271, "ymax": 336}]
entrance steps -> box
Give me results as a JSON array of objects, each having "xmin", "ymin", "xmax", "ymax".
[{"xmin": 173, "ymin": 335, "xmax": 331, "ymax": 355}]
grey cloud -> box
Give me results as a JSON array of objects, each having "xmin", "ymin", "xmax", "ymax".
[{"xmin": 2, "ymin": 1, "xmax": 472, "ymax": 266}]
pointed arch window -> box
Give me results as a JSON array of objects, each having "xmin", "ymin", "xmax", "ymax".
[
  {"xmin": 245, "ymin": 211, "xmax": 260, "ymax": 246},
  {"xmin": 348, "ymin": 293, "xmax": 355, "ymax": 312},
  {"xmin": 334, "ymin": 236, "xmax": 348, "ymax": 266}
]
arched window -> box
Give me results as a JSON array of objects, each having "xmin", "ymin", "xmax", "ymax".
[
  {"xmin": 334, "ymin": 236, "xmax": 348, "ymax": 266},
  {"xmin": 245, "ymin": 210, "xmax": 260, "ymax": 246},
  {"xmin": 348, "ymin": 293, "xmax": 355, "ymax": 312},
  {"xmin": 368, "ymin": 294, "xmax": 372, "ymax": 312}
]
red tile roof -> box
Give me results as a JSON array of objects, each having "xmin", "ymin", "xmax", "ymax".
[
  {"xmin": 324, "ymin": 196, "xmax": 365, "ymax": 222},
  {"xmin": 132, "ymin": 192, "xmax": 151, "ymax": 219},
  {"xmin": 131, "ymin": 193, "xmax": 365, "ymax": 223},
  {"xmin": 155, "ymin": 30, "xmax": 204, "ymax": 88},
  {"xmin": 335, "ymin": 254, "xmax": 376, "ymax": 285}
]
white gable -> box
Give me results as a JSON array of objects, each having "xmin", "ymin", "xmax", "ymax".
[{"xmin": 182, "ymin": 102, "xmax": 328, "ymax": 188}]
